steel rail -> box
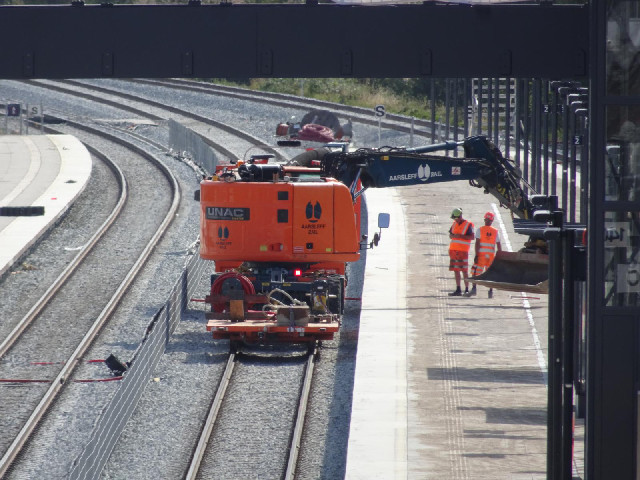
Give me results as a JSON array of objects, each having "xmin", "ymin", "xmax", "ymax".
[
  {"xmin": 185, "ymin": 353, "xmax": 236, "ymax": 480},
  {"xmin": 285, "ymin": 345, "xmax": 318, "ymax": 480},
  {"xmin": 0, "ymin": 124, "xmax": 181, "ymax": 478}
]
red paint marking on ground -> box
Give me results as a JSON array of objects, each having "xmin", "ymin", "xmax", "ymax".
[
  {"xmin": 0, "ymin": 376, "xmax": 123, "ymax": 384},
  {"xmin": 30, "ymin": 359, "xmax": 105, "ymax": 365}
]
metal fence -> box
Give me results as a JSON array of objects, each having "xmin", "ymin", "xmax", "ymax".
[
  {"xmin": 423, "ymin": 78, "xmax": 589, "ymax": 225},
  {"xmin": 69, "ymin": 253, "xmax": 207, "ymax": 480},
  {"xmin": 168, "ymin": 118, "xmax": 220, "ymax": 174},
  {"xmin": 70, "ymin": 119, "xmax": 222, "ymax": 480}
]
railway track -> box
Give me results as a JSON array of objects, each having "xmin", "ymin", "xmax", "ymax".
[
  {"xmin": 25, "ymin": 79, "xmax": 287, "ymax": 163},
  {"xmin": 0, "ymin": 121, "xmax": 180, "ymax": 477},
  {"xmin": 187, "ymin": 346, "xmax": 318, "ymax": 480},
  {"xmin": 26, "ymin": 78, "xmax": 435, "ymax": 156},
  {"xmin": 0, "ymin": 146, "xmax": 126, "ymax": 361}
]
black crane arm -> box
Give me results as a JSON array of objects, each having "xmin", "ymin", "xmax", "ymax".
[{"xmin": 320, "ymin": 135, "xmax": 536, "ymax": 219}]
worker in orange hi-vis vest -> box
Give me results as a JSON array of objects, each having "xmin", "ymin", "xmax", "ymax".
[
  {"xmin": 448, "ymin": 207, "xmax": 475, "ymax": 297},
  {"xmin": 469, "ymin": 211, "xmax": 502, "ymax": 298}
]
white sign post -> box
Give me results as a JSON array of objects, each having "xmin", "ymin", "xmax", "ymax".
[
  {"xmin": 27, "ymin": 105, "xmax": 42, "ymax": 135},
  {"xmin": 374, "ymin": 104, "xmax": 385, "ymax": 148}
]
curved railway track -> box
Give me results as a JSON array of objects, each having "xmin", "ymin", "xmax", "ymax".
[
  {"xmin": 0, "ymin": 147, "xmax": 126, "ymax": 360},
  {"xmin": 25, "ymin": 79, "xmax": 287, "ymax": 163},
  {"xmin": 0, "ymin": 121, "xmax": 180, "ymax": 477},
  {"xmin": 25, "ymin": 77, "xmax": 435, "ymax": 158}
]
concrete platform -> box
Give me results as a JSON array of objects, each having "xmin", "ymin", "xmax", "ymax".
[
  {"xmin": 346, "ymin": 181, "xmax": 585, "ymax": 479},
  {"xmin": 0, "ymin": 135, "xmax": 91, "ymax": 278}
]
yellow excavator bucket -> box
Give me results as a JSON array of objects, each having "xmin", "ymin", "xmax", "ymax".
[{"xmin": 470, "ymin": 251, "xmax": 549, "ymax": 294}]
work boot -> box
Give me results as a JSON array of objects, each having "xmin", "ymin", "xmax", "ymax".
[
  {"xmin": 449, "ymin": 287, "xmax": 462, "ymax": 296},
  {"xmin": 488, "ymin": 288, "xmax": 493, "ymax": 299},
  {"xmin": 463, "ymin": 288, "xmax": 471, "ymax": 297},
  {"xmin": 470, "ymin": 285, "xmax": 477, "ymax": 296}
]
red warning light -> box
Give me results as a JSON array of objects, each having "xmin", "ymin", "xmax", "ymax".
[{"xmin": 294, "ymin": 269, "xmax": 302, "ymax": 277}]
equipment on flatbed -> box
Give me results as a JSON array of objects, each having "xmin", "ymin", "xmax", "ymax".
[
  {"xmin": 196, "ymin": 135, "xmax": 546, "ymax": 348},
  {"xmin": 275, "ymin": 109, "xmax": 353, "ymax": 147}
]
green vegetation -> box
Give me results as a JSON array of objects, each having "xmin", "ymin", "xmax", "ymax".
[{"xmin": 207, "ymin": 77, "xmax": 460, "ymax": 123}]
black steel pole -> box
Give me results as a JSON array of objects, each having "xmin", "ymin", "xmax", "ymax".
[
  {"xmin": 532, "ymin": 79, "xmax": 541, "ymax": 192},
  {"xmin": 551, "ymin": 85, "xmax": 559, "ymax": 196},
  {"xmin": 515, "ymin": 79, "xmax": 522, "ymax": 166},
  {"xmin": 573, "ymin": 268, "xmax": 587, "ymax": 421},
  {"xmin": 445, "ymin": 78, "xmax": 451, "ymax": 142},
  {"xmin": 487, "ymin": 77, "xmax": 497, "ymax": 140},
  {"xmin": 430, "ymin": 79, "xmax": 436, "ymax": 143},
  {"xmin": 544, "ymin": 198, "xmax": 564, "ymax": 480},
  {"xmin": 562, "ymin": 229, "xmax": 576, "ymax": 480},
  {"xmin": 505, "ymin": 77, "xmax": 511, "ymax": 155},
  {"xmin": 453, "ymin": 78, "xmax": 459, "ymax": 156},
  {"xmin": 579, "ymin": 112, "xmax": 589, "ymax": 222},
  {"xmin": 543, "ymin": 80, "xmax": 550, "ymax": 196},
  {"xmin": 560, "ymin": 88, "xmax": 570, "ymax": 223},
  {"xmin": 478, "ymin": 78, "xmax": 484, "ymax": 136},
  {"xmin": 523, "ymin": 80, "xmax": 530, "ymax": 184},
  {"xmin": 494, "ymin": 77, "xmax": 500, "ymax": 147},
  {"xmin": 568, "ymin": 108, "xmax": 577, "ymax": 223},
  {"xmin": 463, "ymin": 78, "xmax": 469, "ymax": 138}
]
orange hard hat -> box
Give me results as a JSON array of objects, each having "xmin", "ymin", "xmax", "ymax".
[{"xmin": 484, "ymin": 212, "xmax": 495, "ymax": 221}]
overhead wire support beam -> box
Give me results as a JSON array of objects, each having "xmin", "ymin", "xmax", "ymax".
[{"xmin": 0, "ymin": 3, "xmax": 588, "ymax": 79}]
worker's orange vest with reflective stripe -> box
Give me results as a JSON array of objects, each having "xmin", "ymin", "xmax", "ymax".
[
  {"xmin": 477, "ymin": 225, "xmax": 498, "ymax": 263},
  {"xmin": 449, "ymin": 220, "xmax": 473, "ymax": 252}
]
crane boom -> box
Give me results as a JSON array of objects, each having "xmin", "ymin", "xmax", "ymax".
[{"xmin": 319, "ymin": 135, "xmax": 535, "ymax": 220}]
